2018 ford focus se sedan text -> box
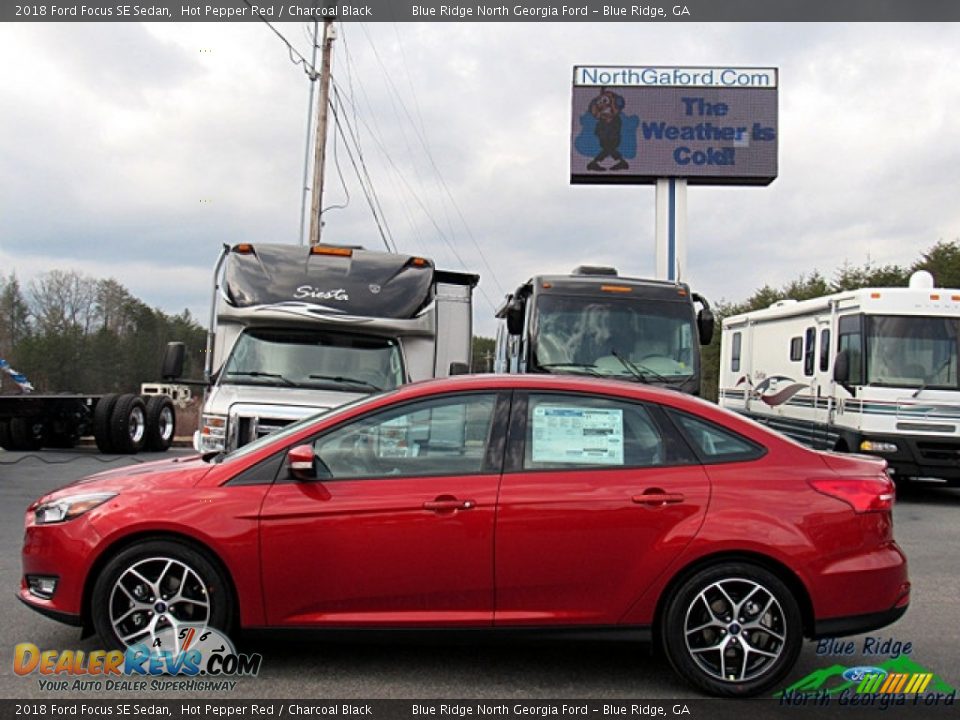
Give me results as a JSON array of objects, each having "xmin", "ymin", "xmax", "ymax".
[{"xmin": 20, "ymin": 375, "xmax": 909, "ymax": 696}]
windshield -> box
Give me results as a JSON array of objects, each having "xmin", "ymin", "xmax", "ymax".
[
  {"xmin": 532, "ymin": 294, "xmax": 696, "ymax": 380},
  {"xmin": 221, "ymin": 328, "xmax": 405, "ymax": 393},
  {"xmin": 866, "ymin": 315, "xmax": 960, "ymax": 389}
]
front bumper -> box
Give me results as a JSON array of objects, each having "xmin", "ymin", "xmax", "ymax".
[
  {"xmin": 17, "ymin": 591, "xmax": 82, "ymax": 627},
  {"xmin": 858, "ymin": 432, "xmax": 960, "ymax": 482}
]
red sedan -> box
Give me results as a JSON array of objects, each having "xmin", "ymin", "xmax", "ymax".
[{"xmin": 20, "ymin": 374, "xmax": 908, "ymax": 696}]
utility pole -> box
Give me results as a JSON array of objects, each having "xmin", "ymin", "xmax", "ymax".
[{"xmin": 308, "ymin": 18, "xmax": 336, "ymax": 247}]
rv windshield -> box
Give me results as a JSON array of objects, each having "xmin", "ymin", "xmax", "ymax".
[
  {"xmin": 532, "ymin": 294, "xmax": 696, "ymax": 380},
  {"xmin": 866, "ymin": 315, "xmax": 960, "ymax": 389},
  {"xmin": 222, "ymin": 328, "xmax": 404, "ymax": 393}
]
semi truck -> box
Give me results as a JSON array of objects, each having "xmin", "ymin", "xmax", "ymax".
[
  {"xmin": 184, "ymin": 242, "xmax": 478, "ymax": 454},
  {"xmin": 718, "ymin": 271, "xmax": 960, "ymax": 484},
  {"xmin": 494, "ymin": 266, "xmax": 714, "ymax": 395},
  {"xmin": 0, "ymin": 353, "xmax": 185, "ymax": 454}
]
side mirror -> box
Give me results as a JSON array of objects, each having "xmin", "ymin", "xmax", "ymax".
[
  {"xmin": 833, "ymin": 349, "xmax": 850, "ymax": 384},
  {"xmin": 697, "ymin": 308, "xmax": 715, "ymax": 346},
  {"xmin": 449, "ymin": 361, "xmax": 470, "ymax": 376},
  {"xmin": 161, "ymin": 342, "xmax": 186, "ymax": 380},
  {"xmin": 506, "ymin": 297, "xmax": 525, "ymax": 336},
  {"xmin": 287, "ymin": 444, "xmax": 316, "ymax": 481}
]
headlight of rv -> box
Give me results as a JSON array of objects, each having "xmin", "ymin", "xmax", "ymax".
[
  {"xmin": 199, "ymin": 414, "xmax": 227, "ymax": 452},
  {"xmin": 860, "ymin": 440, "xmax": 898, "ymax": 454},
  {"xmin": 35, "ymin": 492, "xmax": 117, "ymax": 525}
]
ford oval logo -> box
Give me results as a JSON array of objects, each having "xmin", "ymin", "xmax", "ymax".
[{"xmin": 842, "ymin": 666, "xmax": 887, "ymax": 682}]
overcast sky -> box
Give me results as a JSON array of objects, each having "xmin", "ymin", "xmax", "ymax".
[{"xmin": 1, "ymin": 21, "xmax": 959, "ymax": 336}]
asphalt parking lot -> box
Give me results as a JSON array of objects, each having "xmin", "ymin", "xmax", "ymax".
[{"xmin": 1, "ymin": 447, "xmax": 958, "ymax": 701}]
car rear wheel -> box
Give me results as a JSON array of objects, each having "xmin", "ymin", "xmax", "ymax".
[
  {"xmin": 661, "ymin": 562, "xmax": 802, "ymax": 697},
  {"xmin": 91, "ymin": 540, "xmax": 233, "ymax": 650}
]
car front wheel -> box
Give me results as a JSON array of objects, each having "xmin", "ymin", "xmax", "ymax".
[
  {"xmin": 91, "ymin": 540, "xmax": 233, "ymax": 650},
  {"xmin": 661, "ymin": 562, "xmax": 803, "ymax": 697}
]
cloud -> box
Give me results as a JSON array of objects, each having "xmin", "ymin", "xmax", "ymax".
[{"xmin": 2, "ymin": 21, "xmax": 959, "ymax": 341}]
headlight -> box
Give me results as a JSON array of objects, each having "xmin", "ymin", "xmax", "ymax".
[
  {"xmin": 200, "ymin": 413, "xmax": 227, "ymax": 452},
  {"xmin": 34, "ymin": 492, "xmax": 117, "ymax": 525}
]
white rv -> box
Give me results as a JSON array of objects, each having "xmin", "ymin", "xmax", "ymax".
[
  {"xmin": 191, "ymin": 243, "xmax": 477, "ymax": 453},
  {"xmin": 719, "ymin": 272, "xmax": 960, "ymax": 484}
]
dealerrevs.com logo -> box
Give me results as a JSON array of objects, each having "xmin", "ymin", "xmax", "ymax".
[{"xmin": 14, "ymin": 625, "xmax": 262, "ymax": 692}]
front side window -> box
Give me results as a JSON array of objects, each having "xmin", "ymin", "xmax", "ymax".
[
  {"xmin": 532, "ymin": 294, "xmax": 697, "ymax": 381},
  {"xmin": 311, "ymin": 394, "xmax": 497, "ymax": 479},
  {"xmin": 222, "ymin": 328, "xmax": 404, "ymax": 393},
  {"xmin": 837, "ymin": 314, "xmax": 863, "ymax": 385},
  {"xmin": 523, "ymin": 394, "xmax": 694, "ymax": 470},
  {"xmin": 865, "ymin": 315, "xmax": 960, "ymax": 389}
]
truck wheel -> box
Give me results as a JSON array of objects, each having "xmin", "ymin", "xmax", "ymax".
[
  {"xmin": 93, "ymin": 394, "xmax": 119, "ymax": 453},
  {"xmin": 9, "ymin": 417, "xmax": 43, "ymax": 451},
  {"xmin": 144, "ymin": 396, "xmax": 176, "ymax": 452},
  {"xmin": 110, "ymin": 394, "xmax": 147, "ymax": 455},
  {"xmin": 0, "ymin": 421, "xmax": 12, "ymax": 450}
]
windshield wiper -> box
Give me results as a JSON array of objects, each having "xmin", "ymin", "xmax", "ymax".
[
  {"xmin": 225, "ymin": 371, "xmax": 296, "ymax": 387},
  {"xmin": 609, "ymin": 348, "xmax": 674, "ymax": 385},
  {"xmin": 308, "ymin": 374, "xmax": 382, "ymax": 392},
  {"xmin": 537, "ymin": 362, "xmax": 601, "ymax": 377}
]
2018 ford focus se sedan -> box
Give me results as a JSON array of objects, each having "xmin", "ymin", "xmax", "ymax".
[{"xmin": 20, "ymin": 374, "xmax": 909, "ymax": 696}]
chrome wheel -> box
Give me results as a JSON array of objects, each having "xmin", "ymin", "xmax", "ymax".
[
  {"xmin": 683, "ymin": 577, "xmax": 786, "ymax": 683},
  {"xmin": 128, "ymin": 406, "xmax": 146, "ymax": 444},
  {"xmin": 157, "ymin": 406, "xmax": 175, "ymax": 442},
  {"xmin": 108, "ymin": 556, "xmax": 210, "ymax": 647}
]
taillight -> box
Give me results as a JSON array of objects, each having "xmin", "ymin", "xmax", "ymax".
[{"xmin": 808, "ymin": 476, "xmax": 895, "ymax": 513}]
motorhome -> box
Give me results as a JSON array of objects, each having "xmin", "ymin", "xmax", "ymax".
[
  {"xmin": 719, "ymin": 271, "xmax": 960, "ymax": 484},
  {"xmin": 494, "ymin": 266, "xmax": 714, "ymax": 395},
  {"xmin": 193, "ymin": 243, "xmax": 477, "ymax": 453}
]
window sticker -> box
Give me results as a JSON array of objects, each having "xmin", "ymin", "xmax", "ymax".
[{"xmin": 531, "ymin": 405, "xmax": 624, "ymax": 465}]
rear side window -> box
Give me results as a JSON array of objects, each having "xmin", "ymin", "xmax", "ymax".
[
  {"xmin": 730, "ymin": 332, "xmax": 742, "ymax": 372},
  {"xmin": 790, "ymin": 337, "xmax": 802, "ymax": 362},
  {"xmin": 819, "ymin": 328, "xmax": 831, "ymax": 372},
  {"xmin": 668, "ymin": 410, "xmax": 765, "ymax": 463},
  {"xmin": 523, "ymin": 394, "xmax": 695, "ymax": 470},
  {"xmin": 803, "ymin": 327, "xmax": 816, "ymax": 376}
]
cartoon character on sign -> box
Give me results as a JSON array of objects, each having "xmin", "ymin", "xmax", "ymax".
[{"xmin": 574, "ymin": 88, "xmax": 639, "ymax": 173}]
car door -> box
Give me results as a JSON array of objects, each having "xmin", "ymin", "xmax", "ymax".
[
  {"xmin": 259, "ymin": 391, "xmax": 508, "ymax": 627},
  {"xmin": 494, "ymin": 392, "xmax": 710, "ymax": 626}
]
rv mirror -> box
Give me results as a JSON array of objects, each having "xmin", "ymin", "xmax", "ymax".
[
  {"xmin": 833, "ymin": 350, "xmax": 850, "ymax": 384},
  {"xmin": 161, "ymin": 342, "xmax": 186, "ymax": 380},
  {"xmin": 449, "ymin": 361, "xmax": 470, "ymax": 376},
  {"xmin": 697, "ymin": 309, "xmax": 715, "ymax": 346},
  {"xmin": 287, "ymin": 444, "xmax": 317, "ymax": 481},
  {"xmin": 506, "ymin": 297, "xmax": 525, "ymax": 335}
]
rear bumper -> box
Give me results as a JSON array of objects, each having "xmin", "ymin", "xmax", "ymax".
[{"xmin": 813, "ymin": 603, "xmax": 908, "ymax": 639}]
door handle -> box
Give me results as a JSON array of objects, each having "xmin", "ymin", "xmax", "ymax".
[
  {"xmin": 423, "ymin": 498, "xmax": 475, "ymax": 512},
  {"xmin": 632, "ymin": 493, "xmax": 685, "ymax": 506}
]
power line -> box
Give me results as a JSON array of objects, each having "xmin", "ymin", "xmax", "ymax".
[
  {"xmin": 359, "ymin": 24, "xmax": 506, "ymax": 298},
  {"xmin": 242, "ymin": 1, "xmax": 317, "ymax": 78}
]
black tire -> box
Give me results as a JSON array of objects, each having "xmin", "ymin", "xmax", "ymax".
[
  {"xmin": 144, "ymin": 396, "xmax": 176, "ymax": 452},
  {"xmin": 0, "ymin": 420, "xmax": 12, "ymax": 450},
  {"xmin": 93, "ymin": 394, "xmax": 119, "ymax": 453},
  {"xmin": 110, "ymin": 394, "xmax": 146, "ymax": 454},
  {"xmin": 661, "ymin": 562, "xmax": 803, "ymax": 697},
  {"xmin": 9, "ymin": 417, "xmax": 43, "ymax": 451},
  {"xmin": 90, "ymin": 539, "xmax": 234, "ymax": 650}
]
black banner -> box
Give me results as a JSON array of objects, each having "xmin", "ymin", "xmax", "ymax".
[{"xmin": 5, "ymin": 0, "xmax": 960, "ymax": 23}]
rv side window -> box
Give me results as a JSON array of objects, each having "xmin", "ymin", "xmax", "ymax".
[
  {"xmin": 790, "ymin": 337, "xmax": 802, "ymax": 362},
  {"xmin": 731, "ymin": 332, "xmax": 742, "ymax": 372},
  {"xmin": 803, "ymin": 328, "xmax": 816, "ymax": 376},
  {"xmin": 837, "ymin": 314, "xmax": 864, "ymax": 385},
  {"xmin": 819, "ymin": 329, "xmax": 831, "ymax": 372}
]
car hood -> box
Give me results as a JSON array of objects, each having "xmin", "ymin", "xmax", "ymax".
[{"xmin": 39, "ymin": 454, "xmax": 212, "ymax": 503}]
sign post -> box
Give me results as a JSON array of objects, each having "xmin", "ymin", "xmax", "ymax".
[{"xmin": 571, "ymin": 66, "xmax": 779, "ymax": 281}]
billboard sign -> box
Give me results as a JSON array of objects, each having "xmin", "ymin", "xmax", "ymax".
[{"xmin": 571, "ymin": 66, "xmax": 778, "ymax": 185}]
